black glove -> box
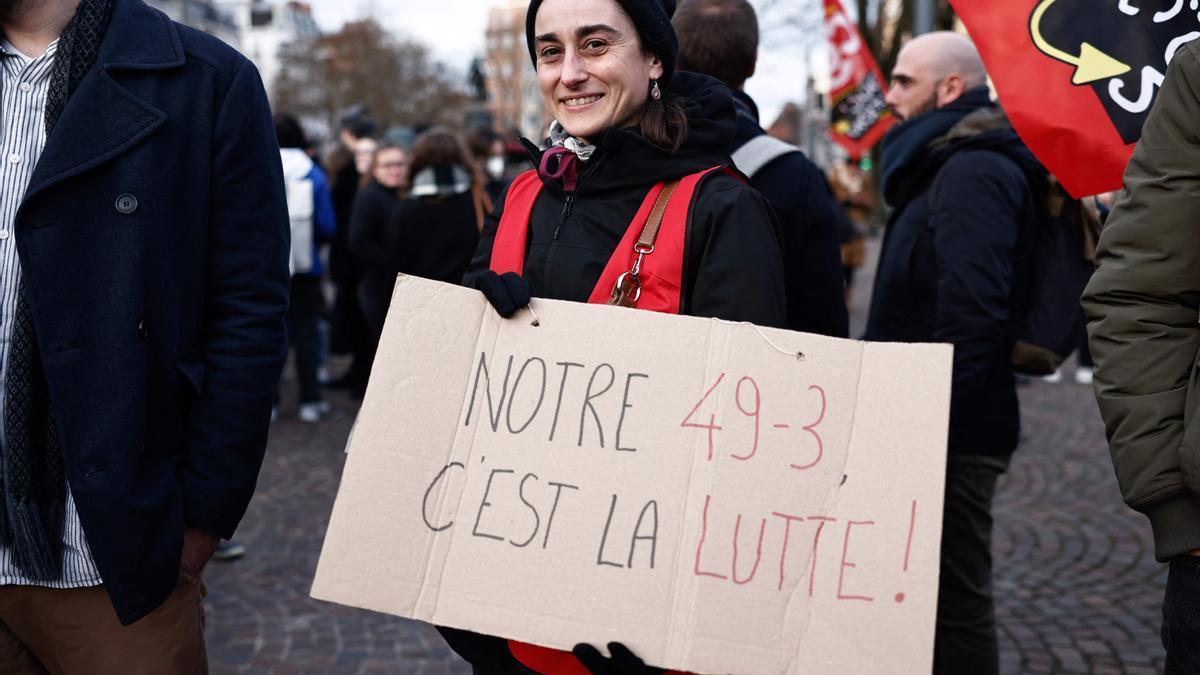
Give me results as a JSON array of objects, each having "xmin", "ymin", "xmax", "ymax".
[
  {"xmin": 436, "ymin": 627, "xmax": 518, "ymax": 674},
  {"xmin": 474, "ymin": 270, "xmax": 531, "ymax": 318},
  {"xmin": 573, "ymin": 642, "xmax": 665, "ymax": 675}
]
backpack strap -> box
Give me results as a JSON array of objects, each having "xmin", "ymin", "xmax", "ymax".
[
  {"xmin": 489, "ymin": 170, "xmax": 544, "ymax": 274},
  {"xmin": 730, "ymin": 134, "xmax": 799, "ymax": 179}
]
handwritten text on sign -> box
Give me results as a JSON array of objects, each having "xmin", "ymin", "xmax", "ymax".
[{"xmin": 312, "ymin": 276, "xmax": 952, "ymax": 675}]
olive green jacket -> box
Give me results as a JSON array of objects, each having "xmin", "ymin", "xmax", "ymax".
[{"xmin": 1082, "ymin": 40, "xmax": 1200, "ymax": 562}]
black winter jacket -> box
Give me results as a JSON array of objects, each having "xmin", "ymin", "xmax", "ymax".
[
  {"xmin": 348, "ymin": 180, "xmax": 401, "ymax": 312},
  {"xmin": 330, "ymin": 157, "xmax": 363, "ymax": 285},
  {"xmin": 392, "ymin": 191, "xmax": 481, "ymax": 284},
  {"xmin": 730, "ymin": 90, "xmax": 849, "ymax": 338},
  {"xmin": 865, "ymin": 89, "xmax": 1041, "ymax": 458},
  {"xmin": 462, "ymin": 72, "xmax": 786, "ymax": 328}
]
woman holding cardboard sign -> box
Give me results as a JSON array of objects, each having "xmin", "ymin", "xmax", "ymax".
[
  {"xmin": 447, "ymin": 0, "xmax": 786, "ymax": 672},
  {"xmin": 463, "ymin": 0, "xmax": 785, "ymax": 327}
]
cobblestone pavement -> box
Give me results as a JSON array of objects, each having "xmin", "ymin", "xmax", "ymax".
[{"xmin": 206, "ymin": 237, "xmax": 1167, "ymax": 673}]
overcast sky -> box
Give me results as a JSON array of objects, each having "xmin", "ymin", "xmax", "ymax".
[{"xmin": 304, "ymin": 0, "xmax": 828, "ymax": 127}]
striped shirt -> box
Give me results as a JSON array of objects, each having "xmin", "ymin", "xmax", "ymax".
[{"xmin": 0, "ymin": 38, "xmax": 102, "ymax": 588}]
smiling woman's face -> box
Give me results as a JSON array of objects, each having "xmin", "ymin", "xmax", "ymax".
[{"xmin": 533, "ymin": 0, "xmax": 663, "ymax": 143}]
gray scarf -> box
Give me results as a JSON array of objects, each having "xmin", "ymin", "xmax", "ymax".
[
  {"xmin": 548, "ymin": 120, "xmax": 596, "ymax": 161},
  {"xmin": 0, "ymin": 0, "xmax": 112, "ymax": 581}
]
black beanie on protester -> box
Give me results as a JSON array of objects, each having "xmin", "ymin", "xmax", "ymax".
[{"xmin": 526, "ymin": 0, "xmax": 678, "ymax": 88}]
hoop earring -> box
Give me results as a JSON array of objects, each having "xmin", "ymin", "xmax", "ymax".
[{"xmin": 651, "ymin": 80, "xmax": 662, "ymax": 101}]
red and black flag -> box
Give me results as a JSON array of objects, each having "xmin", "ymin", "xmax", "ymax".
[
  {"xmin": 825, "ymin": 0, "xmax": 896, "ymax": 159},
  {"xmin": 950, "ymin": 0, "xmax": 1200, "ymax": 197}
]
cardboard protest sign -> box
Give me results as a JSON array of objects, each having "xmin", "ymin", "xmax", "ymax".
[
  {"xmin": 951, "ymin": 0, "xmax": 1200, "ymax": 197},
  {"xmin": 312, "ymin": 276, "xmax": 953, "ymax": 675},
  {"xmin": 826, "ymin": 0, "xmax": 896, "ymax": 159}
]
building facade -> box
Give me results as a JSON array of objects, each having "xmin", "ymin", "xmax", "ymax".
[
  {"xmin": 219, "ymin": 0, "xmax": 322, "ymax": 102},
  {"xmin": 146, "ymin": 0, "xmax": 240, "ymax": 48},
  {"xmin": 485, "ymin": 0, "xmax": 546, "ymax": 140}
]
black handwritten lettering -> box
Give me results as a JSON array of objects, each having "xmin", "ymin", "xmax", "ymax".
[
  {"xmin": 472, "ymin": 469, "xmax": 514, "ymax": 541},
  {"xmin": 596, "ymin": 494, "xmax": 624, "ymax": 567},
  {"xmin": 628, "ymin": 500, "xmax": 659, "ymax": 569},
  {"xmin": 509, "ymin": 473, "xmax": 542, "ymax": 548},
  {"xmin": 543, "ymin": 481, "xmax": 580, "ymax": 549},
  {"xmin": 464, "ymin": 352, "xmax": 514, "ymax": 432},
  {"xmin": 549, "ymin": 362, "xmax": 584, "ymax": 442},
  {"xmin": 506, "ymin": 358, "xmax": 548, "ymax": 435},
  {"xmin": 421, "ymin": 462, "xmax": 465, "ymax": 532},
  {"xmin": 579, "ymin": 364, "xmax": 616, "ymax": 448},
  {"xmin": 615, "ymin": 373, "xmax": 649, "ymax": 452}
]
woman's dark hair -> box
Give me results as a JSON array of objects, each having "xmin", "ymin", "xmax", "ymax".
[
  {"xmin": 407, "ymin": 127, "xmax": 483, "ymax": 193},
  {"xmin": 273, "ymin": 112, "xmax": 307, "ymax": 150},
  {"xmin": 466, "ymin": 127, "xmax": 503, "ymax": 162},
  {"xmin": 639, "ymin": 93, "xmax": 689, "ymax": 153}
]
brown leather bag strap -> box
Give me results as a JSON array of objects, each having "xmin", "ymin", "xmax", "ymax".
[
  {"xmin": 638, "ymin": 179, "xmax": 680, "ymax": 251},
  {"xmin": 608, "ymin": 179, "xmax": 683, "ymax": 307}
]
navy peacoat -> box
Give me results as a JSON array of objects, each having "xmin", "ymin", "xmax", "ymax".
[{"xmin": 12, "ymin": 0, "xmax": 290, "ymax": 624}]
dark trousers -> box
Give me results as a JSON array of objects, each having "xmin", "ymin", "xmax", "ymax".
[
  {"xmin": 357, "ymin": 285, "xmax": 391, "ymax": 385},
  {"xmin": 1163, "ymin": 555, "xmax": 1200, "ymax": 673},
  {"xmin": 330, "ymin": 281, "xmax": 373, "ymax": 387},
  {"xmin": 282, "ymin": 275, "xmax": 324, "ymax": 404},
  {"xmin": 1077, "ymin": 329, "xmax": 1094, "ymax": 368},
  {"xmin": 933, "ymin": 453, "xmax": 1010, "ymax": 675}
]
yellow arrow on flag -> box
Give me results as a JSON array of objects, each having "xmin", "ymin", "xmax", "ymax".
[{"xmin": 1030, "ymin": 0, "xmax": 1132, "ymax": 85}]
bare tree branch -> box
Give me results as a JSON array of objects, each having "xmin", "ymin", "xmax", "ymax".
[{"xmin": 272, "ymin": 18, "xmax": 470, "ymax": 133}]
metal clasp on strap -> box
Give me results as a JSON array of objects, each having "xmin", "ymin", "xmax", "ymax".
[
  {"xmin": 631, "ymin": 243, "xmax": 654, "ymax": 277},
  {"xmin": 610, "ymin": 271, "xmax": 642, "ymax": 306}
]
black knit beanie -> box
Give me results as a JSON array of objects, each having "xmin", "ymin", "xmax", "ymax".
[{"xmin": 526, "ymin": 0, "xmax": 678, "ymax": 88}]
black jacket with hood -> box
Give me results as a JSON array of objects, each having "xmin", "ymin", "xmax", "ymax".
[
  {"xmin": 865, "ymin": 88, "xmax": 1043, "ymax": 458},
  {"xmin": 462, "ymin": 72, "xmax": 786, "ymax": 329},
  {"xmin": 730, "ymin": 90, "xmax": 849, "ymax": 338}
]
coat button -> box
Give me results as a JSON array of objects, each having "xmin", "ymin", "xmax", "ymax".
[
  {"xmin": 137, "ymin": 319, "xmax": 148, "ymax": 340},
  {"xmin": 115, "ymin": 194, "xmax": 138, "ymax": 215}
]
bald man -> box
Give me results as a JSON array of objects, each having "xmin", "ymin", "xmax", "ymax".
[{"xmin": 865, "ymin": 32, "xmax": 1045, "ymax": 675}]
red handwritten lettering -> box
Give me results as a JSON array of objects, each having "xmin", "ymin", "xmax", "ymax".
[
  {"xmin": 806, "ymin": 516, "xmax": 835, "ymax": 597},
  {"xmin": 731, "ymin": 513, "xmax": 767, "ymax": 585},
  {"xmin": 771, "ymin": 512, "xmax": 805, "ymax": 591},
  {"xmin": 903, "ymin": 500, "xmax": 917, "ymax": 572},
  {"xmin": 791, "ymin": 385, "xmax": 826, "ymax": 471},
  {"xmin": 730, "ymin": 377, "xmax": 761, "ymax": 461},
  {"xmin": 837, "ymin": 520, "xmax": 875, "ymax": 602},
  {"xmin": 694, "ymin": 495, "xmax": 728, "ymax": 580},
  {"xmin": 681, "ymin": 374, "xmax": 726, "ymax": 461}
]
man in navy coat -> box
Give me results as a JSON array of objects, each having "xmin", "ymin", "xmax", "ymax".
[
  {"xmin": 0, "ymin": 0, "xmax": 288, "ymax": 669},
  {"xmin": 867, "ymin": 33, "xmax": 1040, "ymax": 675},
  {"xmin": 673, "ymin": 0, "xmax": 851, "ymax": 339}
]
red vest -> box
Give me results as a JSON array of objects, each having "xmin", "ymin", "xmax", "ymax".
[
  {"xmin": 490, "ymin": 165, "xmax": 725, "ymax": 675},
  {"xmin": 490, "ymin": 167, "xmax": 727, "ymax": 312}
]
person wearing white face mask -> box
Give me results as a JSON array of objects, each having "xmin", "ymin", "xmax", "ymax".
[
  {"xmin": 445, "ymin": 0, "xmax": 786, "ymax": 673},
  {"xmin": 468, "ymin": 127, "xmax": 513, "ymax": 205}
]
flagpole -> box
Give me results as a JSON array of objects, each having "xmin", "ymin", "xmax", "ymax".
[{"xmin": 914, "ymin": 0, "xmax": 935, "ymax": 35}]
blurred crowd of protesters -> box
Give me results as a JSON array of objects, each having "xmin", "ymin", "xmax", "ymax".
[{"xmin": 264, "ymin": 112, "xmax": 526, "ymax": 422}]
